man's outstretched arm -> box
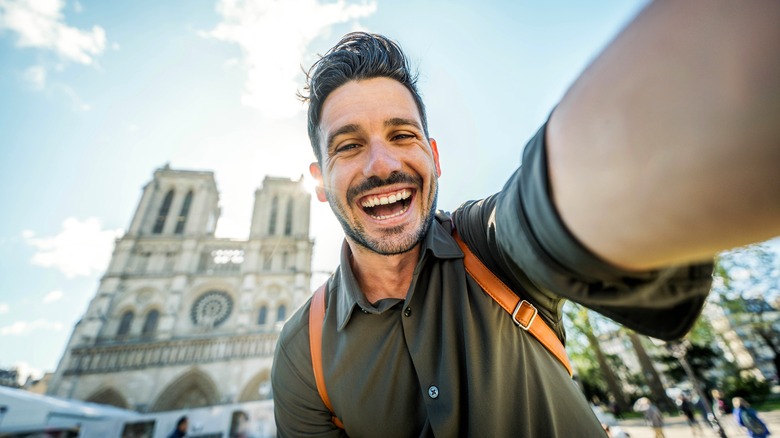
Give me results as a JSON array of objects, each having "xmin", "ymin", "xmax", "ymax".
[{"xmin": 547, "ymin": 0, "xmax": 780, "ymax": 271}]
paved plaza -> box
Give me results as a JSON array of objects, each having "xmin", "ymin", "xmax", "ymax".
[{"xmin": 613, "ymin": 409, "xmax": 780, "ymax": 438}]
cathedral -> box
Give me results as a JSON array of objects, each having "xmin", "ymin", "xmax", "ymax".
[{"xmin": 46, "ymin": 165, "xmax": 313, "ymax": 413}]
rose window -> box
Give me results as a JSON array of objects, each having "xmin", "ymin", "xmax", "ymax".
[{"xmin": 191, "ymin": 291, "xmax": 233, "ymax": 328}]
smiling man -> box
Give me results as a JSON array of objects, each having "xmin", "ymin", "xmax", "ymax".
[{"xmin": 272, "ymin": 2, "xmax": 780, "ymax": 436}]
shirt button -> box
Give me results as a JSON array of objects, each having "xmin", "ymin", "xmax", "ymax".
[
  {"xmin": 428, "ymin": 385, "xmax": 439, "ymax": 399},
  {"xmin": 361, "ymin": 308, "xmax": 369, "ymax": 314},
  {"xmin": 404, "ymin": 307, "xmax": 412, "ymax": 317}
]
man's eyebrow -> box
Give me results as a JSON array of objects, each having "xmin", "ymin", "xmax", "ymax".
[
  {"xmin": 326, "ymin": 123, "xmax": 360, "ymax": 153},
  {"xmin": 385, "ymin": 118, "xmax": 422, "ymax": 131}
]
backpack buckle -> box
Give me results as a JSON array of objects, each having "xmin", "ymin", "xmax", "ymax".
[{"xmin": 512, "ymin": 300, "xmax": 537, "ymax": 330}]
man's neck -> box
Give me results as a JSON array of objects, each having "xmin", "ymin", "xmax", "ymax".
[{"xmin": 347, "ymin": 240, "xmax": 421, "ymax": 303}]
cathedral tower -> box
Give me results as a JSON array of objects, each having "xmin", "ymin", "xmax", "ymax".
[{"xmin": 47, "ymin": 166, "xmax": 313, "ymax": 412}]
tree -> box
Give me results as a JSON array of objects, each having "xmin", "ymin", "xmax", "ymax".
[
  {"xmin": 712, "ymin": 243, "xmax": 780, "ymax": 379},
  {"xmin": 564, "ymin": 303, "xmax": 631, "ymax": 412},
  {"xmin": 627, "ymin": 330, "xmax": 675, "ymax": 412},
  {"xmin": 657, "ymin": 342, "xmax": 719, "ymax": 386}
]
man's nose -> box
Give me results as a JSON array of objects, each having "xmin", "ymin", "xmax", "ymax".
[{"xmin": 364, "ymin": 141, "xmax": 402, "ymax": 178}]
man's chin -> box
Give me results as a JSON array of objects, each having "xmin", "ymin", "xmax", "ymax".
[{"xmin": 347, "ymin": 228, "xmax": 423, "ymax": 256}]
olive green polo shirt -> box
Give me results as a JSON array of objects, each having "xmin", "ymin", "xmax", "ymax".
[{"xmin": 272, "ymin": 124, "xmax": 713, "ymax": 437}]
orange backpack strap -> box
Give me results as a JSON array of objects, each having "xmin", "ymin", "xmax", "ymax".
[
  {"xmin": 453, "ymin": 230, "xmax": 573, "ymax": 376},
  {"xmin": 308, "ymin": 282, "xmax": 345, "ymax": 429},
  {"xmin": 308, "ymin": 231, "xmax": 572, "ymax": 430}
]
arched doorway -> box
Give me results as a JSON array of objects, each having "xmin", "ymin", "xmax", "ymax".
[
  {"xmin": 238, "ymin": 369, "xmax": 272, "ymax": 402},
  {"xmin": 150, "ymin": 368, "xmax": 220, "ymax": 412},
  {"xmin": 85, "ymin": 387, "xmax": 129, "ymax": 409}
]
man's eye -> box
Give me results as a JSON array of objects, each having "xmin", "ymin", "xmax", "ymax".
[
  {"xmin": 336, "ymin": 144, "xmax": 359, "ymax": 153},
  {"xmin": 392, "ymin": 133, "xmax": 414, "ymax": 141}
]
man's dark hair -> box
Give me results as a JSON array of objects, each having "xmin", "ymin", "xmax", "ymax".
[
  {"xmin": 300, "ymin": 32, "xmax": 429, "ymax": 164},
  {"xmin": 176, "ymin": 416, "xmax": 188, "ymax": 429}
]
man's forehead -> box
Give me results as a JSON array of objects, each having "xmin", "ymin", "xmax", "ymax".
[{"xmin": 318, "ymin": 78, "xmax": 422, "ymax": 137}]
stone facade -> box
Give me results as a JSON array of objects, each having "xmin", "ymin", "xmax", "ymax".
[
  {"xmin": 46, "ymin": 166, "xmax": 313, "ymax": 412},
  {"xmin": 705, "ymin": 298, "xmax": 780, "ymax": 381}
]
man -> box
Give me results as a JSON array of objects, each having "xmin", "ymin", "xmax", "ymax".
[
  {"xmin": 272, "ymin": 2, "xmax": 780, "ymax": 436},
  {"xmin": 676, "ymin": 394, "xmax": 702, "ymax": 436},
  {"xmin": 168, "ymin": 416, "xmax": 187, "ymax": 438}
]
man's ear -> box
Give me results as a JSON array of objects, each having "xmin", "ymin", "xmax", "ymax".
[
  {"xmin": 309, "ymin": 162, "xmax": 328, "ymax": 202},
  {"xmin": 430, "ymin": 138, "xmax": 442, "ymax": 177}
]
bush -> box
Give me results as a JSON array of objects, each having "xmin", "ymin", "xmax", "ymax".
[{"xmin": 722, "ymin": 374, "xmax": 771, "ymax": 403}]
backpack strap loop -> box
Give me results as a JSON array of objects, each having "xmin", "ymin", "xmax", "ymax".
[{"xmin": 453, "ymin": 230, "xmax": 572, "ymax": 376}]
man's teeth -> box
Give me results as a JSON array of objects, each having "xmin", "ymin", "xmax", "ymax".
[
  {"xmin": 360, "ymin": 189, "xmax": 411, "ymax": 208},
  {"xmin": 370, "ymin": 203, "xmax": 410, "ymax": 220}
]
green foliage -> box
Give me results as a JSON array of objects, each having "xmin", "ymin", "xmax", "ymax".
[
  {"xmin": 657, "ymin": 343, "xmax": 719, "ymax": 386},
  {"xmin": 713, "ymin": 244, "xmax": 779, "ymax": 301},
  {"xmin": 575, "ymin": 365, "xmax": 608, "ymax": 403},
  {"xmin": 752, "ymin": 398, "xmax": 780, "ymax": 412},
  {"xmin": 721, "ymin": 373, "xmax": 771, "ymax": 403},
  {"xmin": 686, "ymin": 313, "xmax": 718, "ymax": 345}
]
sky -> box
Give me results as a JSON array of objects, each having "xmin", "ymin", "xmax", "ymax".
[{"xmin": 1, "ymin": 0, "xmax": 773, "ymax": 383}]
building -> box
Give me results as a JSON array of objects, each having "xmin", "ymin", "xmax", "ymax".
[
  {"xmin": 705, "ymin": 298, "xmax": 780, "ymax": 382},
  {"xmin": 46, "ymin": 165, "xmax": 313, "ymax": 413},
  {"xmin": 0, "ymin": 368, "xmax": 20, "ymax": 389}
]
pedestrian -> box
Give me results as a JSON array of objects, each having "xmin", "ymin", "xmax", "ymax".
[
  {"xmin": 643, "ymin": 400, "xmax": 665, "ymax": 438},
  {"xmin": 610, "ymin": 397, "xmax": 624, "ymax": 420},
  {"xmin": 271, "ymin": 2, "xmax": 780, "ymax": 436},
  {"xmin": 712, "ymin": 389, "xmax": 732, "ymax": 418},
  {"xmin": 733, "ymin": 397, "xmax": 771, "ymax": 438},
  {"xmin": 676, "ymin": 394, "xmax": 702, "ymax": 436},
  {"xmin": 168, "ymin": 416, "xmax": 187, "ymax": 438}
]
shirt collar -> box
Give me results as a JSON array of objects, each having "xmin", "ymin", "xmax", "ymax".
[{"xmin": 334, "ymin": 212, "xmax": 464, "ymax": 331}]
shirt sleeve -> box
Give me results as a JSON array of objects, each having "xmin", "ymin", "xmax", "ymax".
[
  {"xmin": 271, "ymin": 306, "xmax": 346, "ymax": 437},
  {"xmin": 455, "ymin": 122, "xmax": 712, "ymax": 340}
]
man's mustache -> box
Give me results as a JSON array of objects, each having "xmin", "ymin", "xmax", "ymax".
[{"xmin": 346, "ymin": 172, "xmax": 422, "ymax": 205}]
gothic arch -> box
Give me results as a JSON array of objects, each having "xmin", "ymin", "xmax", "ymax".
[
  {"xmin": 114, "ymin": 302, "xmax": 138, "ymax": 318},
  {"xmin": 141, "ymin": 308, "xmax": 160, "ymax": 337},
  {"xmin": 275, "ymin": 302, "xmax": 289, "ymax": 323},
  {"xmin": 191, "ymin": 281, "xmax": 237, "ymax": 299},
  {"xmin": 238, "ymin": 369, "xmax": 272, "ymax": 402},
  {"xmin": 116, "ymin": 309, "xmax": 135, "ymax": 337},
  {"xmin": 256, "ymin": 303, "xmax": 269, "ymax": 326},
  {"xmin": 130, "ymin": 286, "xmax": 163, "ymax": 310},
  {"xmin": 265, "ymin": 283, "xmax": 283, "ymax": 298},
  {"xmin": 85, "ymin": 387, "xmax": 129, "ymax": 409},
  {"xmin": 150, "ymin": 368, "xmax": 220, "ymax": 412}
]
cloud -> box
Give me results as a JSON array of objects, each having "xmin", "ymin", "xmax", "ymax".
[
  {"xmin": 0, "ymin": 303, "xmax": 8, "ymax": 314},
  {"xmin": 56, "ymin": 82, "xmax": 91, "ymax": 110},
  {"xmin": 24, "ymin": 217, "xmax": 122, "ymax": 278},
  {"xmin": 42, "ymin": 289, "xmax": 63, "ymax": 304},
  {"xmin": 0, "ymin": 318, "xmax": 64, "ymax": 336},
  {"xmin": 204, "ymin": 0, "xmax": 377, "ymax": 118},
  {"xmin": 13, "ymin": 361, "xmax": 44, "ymax": 385},
  {"xmin": 0, "ymin": 0, "xmax": 106, "ymax": 65},
  {"xmin": 20, "ymin": 65, "xmax": 91, "ymax": 109},
  {"xmin": 23, "ymin": 64, "xmax": 46, "ymax": 90}
]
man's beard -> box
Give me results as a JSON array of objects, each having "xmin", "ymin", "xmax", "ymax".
[{"xmin": 326, "ymin": 173, "xmax": 438, "ymax": 256}]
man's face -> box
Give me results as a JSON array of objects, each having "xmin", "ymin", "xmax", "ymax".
[{"xmin": 310, "ymin": 77, "xmax": 441, "ymax": 255}]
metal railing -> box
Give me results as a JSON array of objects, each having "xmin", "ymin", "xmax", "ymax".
[{"xmin": 64, "ymin": 332, "xmax": 278, "ymax": 375}]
